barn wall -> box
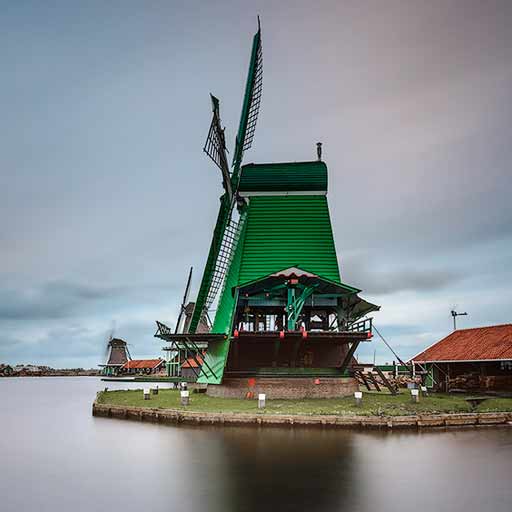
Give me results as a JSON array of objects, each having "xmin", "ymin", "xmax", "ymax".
[{"xmin": 431, "ymin": 361, "xmax": 512, "ymax": 391}]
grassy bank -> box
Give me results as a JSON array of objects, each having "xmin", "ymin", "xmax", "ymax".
[{"xmin": 97, "ymin": 389, "xmax": 512, "ymax": 417}]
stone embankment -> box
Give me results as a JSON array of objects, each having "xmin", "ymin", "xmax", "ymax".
[{"xmin": 92, "ymin": 401, "xmax": 512, "ymax": 430}]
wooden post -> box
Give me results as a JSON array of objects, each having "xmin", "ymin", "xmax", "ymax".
[{"xmin": 338, "ymin": 341, "xmax": 360, "ymax": 374}]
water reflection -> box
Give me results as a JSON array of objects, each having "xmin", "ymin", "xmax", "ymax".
[{"xmin": 211, "ymin": 428, "xmax": 357, "ymax": 512}]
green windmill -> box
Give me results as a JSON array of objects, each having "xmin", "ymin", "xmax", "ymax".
[{"xmin": 156, "ymin": 21, "xmax": 380, "ymax": 397}]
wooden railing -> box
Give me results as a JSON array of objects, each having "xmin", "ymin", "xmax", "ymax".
[{"xmin": 347, "ymin": 317, "xmax": 373, "ymax": 334}]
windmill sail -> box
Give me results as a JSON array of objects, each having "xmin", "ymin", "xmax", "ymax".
[
  {"xmin": 188, "ymin": 21, "xmax": 263, "ymax": 334},
  {"xmin": 204, "ymin": 95, "xmax": 232, "ymax": 201},
  {"xmin": 175, "ymin": 266, "xmax": 193, "ymax": 334},
  {"xmin": 187, "ymin": 197, "xmax": 233, "ymax": 333},
  {"xmin": 232, "ymin": 18, "xmax": 263, "ymax": 177}
]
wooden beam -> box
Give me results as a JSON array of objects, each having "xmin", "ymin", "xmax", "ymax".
[
  {"xmin": 367, "ymin": 372, "xmax": 381, "ymax": 392},
  {"xmin": 374, "ymin": 366, "xmax": 398, "ymax": 395},
  {"xmin": 181, "ymin": 338, "xmax": 206, "ymax": 379},
  {"xmin": 338, "ymin": 340, "xmax": 360, "ymax": 374},
  {"xmin": 355, "ymin": 370, "xmax": 372, "ymax": 391}
]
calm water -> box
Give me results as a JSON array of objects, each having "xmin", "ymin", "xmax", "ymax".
[{"xmin": 1, "ymin": 377, "xmax": 511, "ymax": 512}]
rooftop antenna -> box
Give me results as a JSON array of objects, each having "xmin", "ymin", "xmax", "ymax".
[
  {"xmin": 316, "ymin": 142, "xmax": 322, "ymax": 161},
  {"xmin": 451, "ymin": 309, "xmax": 467, "ymax": 330}
]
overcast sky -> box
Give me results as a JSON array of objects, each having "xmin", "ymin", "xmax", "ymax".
[{"xmin": 1, "ymin": 0, "xmax": 512, "ymax": 368}]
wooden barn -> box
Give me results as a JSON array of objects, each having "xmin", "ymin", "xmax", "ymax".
[{"xmin": 412, "ymin": 324, "xmax": 512, "ymax": 392}]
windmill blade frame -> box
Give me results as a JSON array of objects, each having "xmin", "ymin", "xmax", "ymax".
[
  {"xmin": 175, "ymin": 266, "xmax": 193, "ymax": 334},
  {"xmin": 232, "ymin": 17, "xmax": 263, "ymax": 174},
  {"xmin": 103, "ymin": 322, "xmax": 116, "ymax": 364},
  {"xmin": 104, "ymin": 339, "xmax": 112, "ymax": 365},
  {"xmin": 188, "ymin": 20, "xmax": 263, "ymax": 334},
  {"xmin": 204, "ymin": 95, "xmax": 232, "ymax": 201},
  {"xmin": 188, "ymin": 197, "xmax": 233, "ymax": 333}
]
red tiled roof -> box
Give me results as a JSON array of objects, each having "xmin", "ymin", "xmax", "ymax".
[
  {"xmin": 412, "ymin": 324, "xmax": 512, "ymax": 362},
  {"xmin": 181, "ymin": 355, "xmax": 203, "ymax": 368},
  {"xmin": 122, "ymin": 359, "xmax": 163, "ymax": 369}
]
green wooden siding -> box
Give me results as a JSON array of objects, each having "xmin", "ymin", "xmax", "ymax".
[
  {"xmin": 199, "ymin": 195, "xmax": 341, "ymax": 384},
  {"xmin": 239, "ymin": 161, "xmax": 327, "ymax": 194},
  {"xmin": 238, "ymin": 195, "xmax": 341, "ymax": 285}
]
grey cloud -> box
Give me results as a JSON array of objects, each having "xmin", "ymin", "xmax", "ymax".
[
  {"xmin": 0, "ymin": 280, "xmax": 180, "ymax": 321},
  {"xmin": 341, "ymin": 254, "xmax": 464, "ymax": 296},
  {"xmin": 1, "ymin": 0, "xmax": 512, "ymax": 366},
  {"xmin": 366, "ymin": 269, "xmax": 462, "ymax": 296},
  {"xmin": 0, "ymin": 282, "xmax": 121, "ymax": 320},
  {"xmin": 0, "ymin": 325, "xmax": 107, "ymax": 367},
  {"xmin": 0, "ymin": 318, "xmax": 160, "ymax": 368}
]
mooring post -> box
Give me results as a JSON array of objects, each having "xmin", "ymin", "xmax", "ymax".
[
  {"xmin": 143, "ymin": 389, "xmax": 150, "ymax": 401},
  {"xmin": 258, "ymin": 393, "xmax": 266, "ymax": 409},
  {"xmin": 411, "ymin": 388, "xmax": 419, "ymax": 403},
  {"xmin": 354, "ymin": 391, "xmax": 363, "ymax": 407},
  {"xmin": 181, "ymin": 389, "xmax": 190, "ymax": 406}
]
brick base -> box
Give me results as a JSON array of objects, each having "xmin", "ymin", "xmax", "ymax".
[{"xmin": 206, "ymin": 377, "xmax": 359, "ymax": 399}]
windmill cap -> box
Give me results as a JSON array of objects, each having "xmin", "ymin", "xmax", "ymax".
[{"xmin": 238, "ymin": 161, "xmax": 328, "ymax": 196}]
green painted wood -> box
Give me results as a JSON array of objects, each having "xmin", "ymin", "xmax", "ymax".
[
  {"xmin": 199, "ymin": 194, "xmax": 343, "ymax": 385},
  {"xmin": 227, "ymin": 367, "xmax": 350, "ymax": 377},
  {"xmin": 239, "ymin": 161, "xmax": 327, "ymax": 193},
  {"xmin": 238, "ymin": 195, "xmax": 341, "ymax": 285}
]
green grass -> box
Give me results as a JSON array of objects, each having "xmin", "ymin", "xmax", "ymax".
[{"xmin": 97, "ymin": 389, "xmax": 512, "ymax": 417}]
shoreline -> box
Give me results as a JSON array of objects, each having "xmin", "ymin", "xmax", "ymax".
[
  {"xmin": 92, "ymin": 401, "xmax": 512, "ymax": 430},
  {"xmin": 0, "ymin": 374, "xmax": 100, "ymax": 378}
]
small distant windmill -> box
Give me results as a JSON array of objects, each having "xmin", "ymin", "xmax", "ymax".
[{"xmin": 100, "ymin": 323, "xmax": 131, "ymax": 376}]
